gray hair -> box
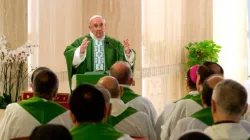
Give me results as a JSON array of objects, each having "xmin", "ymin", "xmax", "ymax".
[
  {"xmin": 95, "ymin": 84, "xmax": 111, "ymax": 108},
  {"xmin": 212, "ymin": 79, "xmax": 247, "ymax": 117}
]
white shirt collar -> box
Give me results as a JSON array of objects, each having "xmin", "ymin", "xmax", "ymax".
[
  {"xmin": 188, "ymin": 90, "xmax": 199, "ymax": 96},
  {"xmin": 89, "ymin": 31, "xmax": 105, "ymax": 41},
  {"xmin": 110, "ymin": 98, "xmax": 129, "ymax": 117}
]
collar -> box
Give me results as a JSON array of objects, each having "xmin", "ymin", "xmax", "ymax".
[
  {"xmin": 214, "ymin": 120, "xmax": 237, "ymax": 125},
  {"xmin": 188, "ymin": 91, "xmax": 199, "ymax": 96},
  {"xmin": 119, "ymin": 84, "xmax": 130, "ymax": 88},
  {"xmin": 110, "ymin": 98, "xmax": 129, "ymax": 117},
  {"xmin": 89, "ymin": 31, "xmax": 105, "ymax": 41}
]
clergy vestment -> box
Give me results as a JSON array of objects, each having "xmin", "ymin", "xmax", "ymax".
[
  {"xmin": 155, "ymin": 91, "xmax": 198, "ymax": 139},
  {"xmin": 121, "ymin": 86, "xmax": 157, "ymax": 126},
  {"xmin": 0, "ymin": 97, "xmax": 73, "ymax": 140},
  {"xmin": 64, "ymin": 34, "xmax": 136, "ymax": 89},
  {"xmin": 107, "ymin": 99, "xmax": 156, "ymax": 140},
  {"xmin": 205, "ymin": 123, "xmax": 250, "ymax": 140},
  {"xmin": 161, "ymin": 92, "xmax": 203, "ymax": 140},
  {"xmin": 70, "ymin": 123, "xmax": 133, "ymax": 140}
]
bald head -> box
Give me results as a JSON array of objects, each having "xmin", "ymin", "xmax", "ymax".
[
  {"xmin": 109, "ymin": 61, "xmax": 132, "ymax": 85},
  {"xmin": 213, "ymin": 79, "xmax": 247, "ymax": 119},
  {"xmin": 97, "ymin": 76, "xmax": 120, "ymax": 98},
  {"xmin": 95, "ymin": 84, "xmax": 111, "ymax": 108},
  {"xmin": 201, "ymin": 75, "xmax": 224, "ymax": 106}
]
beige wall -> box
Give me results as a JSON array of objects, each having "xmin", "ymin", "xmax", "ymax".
[
  {"xmin": 0, "ymin": 0, "xmax": 27, "ymax": 50},
  {"xmin": 142, "ymin": 0, "xmax": 213, "ymax": 114}
]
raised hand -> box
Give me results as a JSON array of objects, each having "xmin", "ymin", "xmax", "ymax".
[
  {"xmin": 123, "ymin": 38, "xmax": 131, "ymax": 54},
  {"xmin": 80, "ymin": 38, "xmax": 90, "ymax": 53}
]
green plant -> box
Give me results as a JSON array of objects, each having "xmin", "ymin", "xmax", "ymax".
[{"xmin": 185, "ymin": 40, "xmax": 221, "ymax": 67}]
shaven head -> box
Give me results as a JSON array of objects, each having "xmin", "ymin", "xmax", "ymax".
[
  {"xmin": 32, "ymin": 69, "xmax": 58, "ymax": 100},
  {"xmin": 201, "ymin": 75, "xmax": 224, "ymax": 106},
  {"xmin": 95, "ymin": 84, "xmax": 111, "ymax": 108},
  {"xmin": 97, "ymin": 76, "xmax": 120, "ymax": 98},
  {"xmin": 109, "ymin": 61, "xmax": 132, "ymax": 85},
  {"xmin": 212, "ymin": 79, "xmax": 248, "ymax": 121}
]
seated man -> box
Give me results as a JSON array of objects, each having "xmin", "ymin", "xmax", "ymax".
[
  {"xmin": 0, "ymin": 68, "xmax": 72, "ymax": 140},
  {"xmin": 69, "ymin": 84, "xmax": 132, "ymax": 140},
  {"xmin": 110, "ymin": 61, "xmax": 157, "ymax": 126},
  {"xmin": 156, "ymin": 65, "xmax": 199, "ymax": 139},
  {"xmin": 204, "ymin": 79, "xmax": 250, "ymax": 139},
  {"xmin": 161, "ymin": 65, "xmax": 213, "ymax": 140},
  {"xmin": 170, "ymin": 75, "xmax": 224, "ymax": 140},
  {"xmin": 97, "ymin": 76, "xmax": 156, "ymax": 140}
]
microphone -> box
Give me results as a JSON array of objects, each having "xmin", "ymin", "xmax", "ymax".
[{"xmin": 105, "ymin": 41, "xmax": 123, "ymax": 56}]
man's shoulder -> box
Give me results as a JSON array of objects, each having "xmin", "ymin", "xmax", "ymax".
[
  {"xmin": 5, "ymin": 102, "xmax": 22, "ymax": 112},
  {"xmin": 105, "ymin": 35, "xmax": 121, "ymax": 44}
]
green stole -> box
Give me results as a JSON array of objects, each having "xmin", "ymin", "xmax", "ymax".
[
  {"xmin": 174, "ymin": 93, "xmax": 202, "ymax": 106},
  {"xmin": 121, "ymin": 87, "xmax": 140, "ymax": 104},
  {"xmin": 64, "ymin": 34, "xmax": 136, "ymax": 90},
  {"xmin": 70, "ymin": 123, "xmax": 124, "ymax": 140},
  {"xmin": 191, "ymin": 107, "xmax": 213, "ymax": 126},
  {"xmin": 18, "ymin": 96, "xmax": 67, "ymax": 124},
  {"xmin": 107, "ymin": 107, "xmax": 137, "ymax": 126}
]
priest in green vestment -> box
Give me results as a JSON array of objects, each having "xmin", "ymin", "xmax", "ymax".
[
  {"xmin": 69, "ymin": 84, "xmax": 132, "ymax": 140},
  {"xmin": 64, "ymin": 15, "xmax": 136, "ymax": 89}
]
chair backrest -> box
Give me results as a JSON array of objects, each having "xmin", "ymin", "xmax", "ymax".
[{"xmin": 11, "ymin": 137, "xmax": 29, "ymax": 140}]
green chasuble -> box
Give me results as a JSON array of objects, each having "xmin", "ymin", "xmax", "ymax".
[
  {"xmin": 64, "ymin": 34, "xmax": 136, "ymax": 89},
  {"xmin": 121, "ymin": 87, "xmax": 140, "ymax": 104},
  {"xmin": 18, "ymin": 96, "xmax": 67, "ymax": 124},
  {"xmin": 174, "ymin": 93, "xmax": 202, "ymax": 106},
  {"xmin": 191, "ymin": 107, "xmax": 213, "ymax": 126},
  {"xmin": 107, "ymin": 107, "xmax": 137, "ymax": 126},
  {"xmin": 70, "ymin": 123, "xmax": 124, "ymax": 140}
]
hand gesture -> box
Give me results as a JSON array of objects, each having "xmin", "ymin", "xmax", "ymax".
[
  {"xmin": 80, "ymin": 38, "xmax": 90, "ymax": 53},
  {"xmin": 123, "ymin": 38, "xmax": 131, "ymax": 54}
]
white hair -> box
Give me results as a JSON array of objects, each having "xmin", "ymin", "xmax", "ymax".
[{"xmin": 89, "ymin": 15, "xmax": 106, "ymax": 24}]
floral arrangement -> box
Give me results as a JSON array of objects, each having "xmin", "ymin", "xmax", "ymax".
[{"xmin": 0, "ymin": 35, "xmax": 37, "ymax": 108}]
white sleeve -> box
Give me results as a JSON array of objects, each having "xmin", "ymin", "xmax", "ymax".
[
  {"xmin": 145, "ymin": 114, "xmax": 157, "ymax": 140},
  {"xmin": 72, "ymin": 46, "xmax": 87, "ymax": 68},
  {"xmin": 0, "ymin": 104, "xmax": 18, "ymax": 140},
  {"xmin": 124, "ymin": 49, "xmax": 135, "ymax": 66}
]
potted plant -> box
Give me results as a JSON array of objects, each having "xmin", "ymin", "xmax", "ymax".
[
  {"xmin": 0, "ymin": 35, "xmax": 37, "ymax": 109},
  {"xmin": 185, "ymin": 40, "xmax": 221, "ymax": 68}
]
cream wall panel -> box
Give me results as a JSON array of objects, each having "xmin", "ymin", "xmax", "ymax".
[
  {"xmin": 0, "ymin": 0, "xmax": 27, "ymax": 49},
  {"xmin": 142, "ymin": 0, "xmax": 213, "ymax": 114},
  {"xmin": 38, "ymin": 0, "xmax": 83, "ymax": 92}
]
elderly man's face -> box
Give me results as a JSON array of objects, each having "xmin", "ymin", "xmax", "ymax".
[{"xmin": 89, "ymin": 17, "xmax": 105, "ymax": 39}]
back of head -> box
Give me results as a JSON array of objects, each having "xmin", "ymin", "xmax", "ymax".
[
  {"xmin": 213, "ymin": 79, "xmax": 247, "ymax": 118},
  {"xmin": 203, "ymin": 61, "xmax": 224, "ymax": 76},
  {"xmin": 95, "ymin": 84, "xmax": 111, "ymax": 108},
  {"xmin": 197, "ymin": 65, "xmax": 213, "ymax": 86},
  {"xmin": 97, "ymin": 76, "xmax": 120, "ymax": 98},
  {"xmin": 31, "ymin": 67, "xmax": 50, "ymax": 84},
  {"xmin": 178, "ymin": 130, "xmax": 212, "ymax": 140},
  {"xmin": 109, "ymin": 61, "xmax": 132, "ymax": 85},
  {"xmin": 69, "ymin": 84, "xmax": 106, "ymax": 123},
  {"xmin": 30, "ymin": 124, "xmax": 72, "ymax": 140},
  {"xmin": 202, "ymin": 75, "xmax": 224, "ymax": 106},
  {"xmin": 32, "ymin": 69, "xmax": 58, "ymax": 99}
]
